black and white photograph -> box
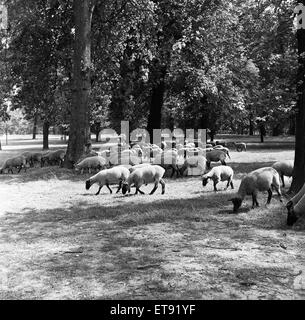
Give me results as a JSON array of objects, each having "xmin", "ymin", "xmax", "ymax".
[{"xmin": 0, "ymin": 0, "xmax": 305, "ymax": 302}]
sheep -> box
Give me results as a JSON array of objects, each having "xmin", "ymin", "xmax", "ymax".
[
  {"xmin": 41, "ymin": 149, "xmax": 66, "ymax": 167},
  {"xmin": 129, "ymin": 163, "xmax": 152, "ymax": 173},
  {"xmin": 0, "ymin": 155, "xmax": 27, "ymax": 174},
  {"xmin": 122, "ymin": 165, "xmax": 165, "ymax": 195},
  {"xmin": 229, "ymin": 167, "xmax": 282, "ymax": 213},
  {"xmin": 85, "ymin": 166, "xmax": 130, "ymax": 195},
  {"xmin": 75, "ymin": 156, "xmax": 107, "ymax": 174},
  {"xmin": 153, "ymin": 151, "xmax": 180, "ymax": 178},
  {"xmin": 235, "ymin": 142, "xmax": 247, "ymax": 152},
  {"xmin": 272, "ymin": 160, "xmax": 294, "ymax": 187},
  {"xmin": 76, "ymin": 150, "xmax": 99, "ymax": 164},
  {"xmin": 179, "ymin": 155, "xmax": 207, "ymax": 176},
  {"xmin": 202, "ymin": 166, "xmax": 234, "ymax": 192},
  {"xmin": 212, "ymin": 146, "xmax": 231, "ymax": 159},
  {"xmin": 21, "ymin": 152, "xmax": 33, "ymax": 166},
  {"xmin": 206, "ymin": 149, "xmax": 227, "ymax": 169},
  {"xmin": 108, "ymin": 154, "xmax": 141, "ymax": 166},
  {"xmin": 286, "ymin": 182, "xmax": 305, "ymax": 226}
]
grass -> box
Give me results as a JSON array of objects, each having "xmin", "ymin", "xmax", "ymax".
[{"xmin": 0, "ymin": 136, "xmax": 305, "ymax": 300}]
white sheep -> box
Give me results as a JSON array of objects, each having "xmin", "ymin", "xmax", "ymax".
[
  {"xmin": 122, "ymin": 165, "xmax": 165, "ymax": 195},
  {"xmin": 0, "ymin": 155, "xmax": 27, "ymax": 174},
  {"xmin": 86, "ymin": 166, "xmax": 130, "ymax": 195},
  {"xmin": 129, "ymin": 163, "xmax": 152, "ymax": 173},
  {"xmin": 286, "ymin": 182, "xmax": 305, "ymax": 226},
  {"xmin": 229, "ymin": 167, "xmax": 282, "ymax": 213},
  {"xmin": 272, "ymin": 160, "xmax": 294, "ymax": 187},
  {"xmin": 108, "ymin": 153, "xmax": 141, "ymax": 166},
  {"xmin": 202, "ymin": 165, "xmax": 234, "ymax": 192},
  {"xmin": 75, "ymin": 156, "xmax": 106, "ymax": 174},
  {"xmin": 206, "ymin": 149, "xmax": 227, "ymax": 168}
]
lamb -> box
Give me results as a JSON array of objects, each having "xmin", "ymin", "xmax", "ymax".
[
  {"xmin": 202, "ymin": 166, "xmax": 234, "ymax": 192},
  {"xmin": 0, "ymin": 155, "xmax": 27, "ymax": 174},
  {"xmin": 75, "ymin": 156, "xmax": 107, "ymax": 174},
  {"xmin": 179, "ymin": 155, "xmax": 207, "ymax": 176},
  {"xmin": 286, "ymin": 182, "xmax": 305, "ymax": 226},
  {"xmin": 86, "ymin": 166, "xmax": 130, "ymax": 195},
  {"xmin": 235, "ymin": 142, "xmax": 247, "ymax": 152},
  {"xmin": 229, "ymin": 167, "xmax": 282, "ymax": 213},
  {"xmin": 205, "ymin": 149, "xmax": 227, "ymax": 169},
  {"xmin": 122, "ymin": 165, "xmax": 165, "ymax": 195},
  {"xmin": 272, "ymin": 160, "xmax": 294, "ymax": 187}
]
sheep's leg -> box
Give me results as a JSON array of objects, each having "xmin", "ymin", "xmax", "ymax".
[
  {"xmin": 213, "ymin": 181, "xmax": 218, "ymax": 192},
  {"xmin": 222, "ymin": 160, "xmax": 227, "ymax": 166},
  {"xmin": 207, "ymin": 161, "xmax": 211, "ymax": 169},
  {"xmin": 170, "ymin": 166, "xmax": 175, "ymax": 178},
  {"xmin": 160, "ymin": 179, "xmax": 165, "ymax": 194},
  {"xmin": 136, "ymin": 187, "xmax": 145, "ymax": 195},
  {"xmin": 17, "ymin": 165, "xmax": 22, "ymax": 173},
  {"xmin": 267, "ymin": 188, "xmax": 273, "ymax": 204},
  {"xmin": 150, "ymin": 182, "xmax": 158, "ymax": 195},
  {"xmin": 281, "ymin": 174, "xmax": 285, "ymax": 188},
  {"xmin": 106, "ymin": 183, "xmax": 113, "ymax": 194},
  {"xmin": 116, "ymin": 181, "xmax": 122, "ymax": 193},
  {"xmin": 96, "ymin": 185, "xmax": 103, "ymax": 195},
  {"xmin": 252, "ymin": 194, "xmax": 259, "ymax": 208},
  {"xmin": 273, "ymin": 184, "xmax": 283, "ymax": 202}
]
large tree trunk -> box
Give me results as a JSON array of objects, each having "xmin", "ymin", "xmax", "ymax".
[
  {"xmin": 43, "ymin": 121, "xmax": 49, "ymax": 150},
  {"xmin": 147, "ymin": 66, "xmax": 166, "ymax": 143},
  {"xmin": 290, "ymin": 11, "xmax": 305, "ymax": 193},
  {"xmin": 32, "ymin": 114, "xmax": 38, "ymax": 140},
  {"xmin": 64, "ymin": 0, "xmax": 95, "ymax": 168},
  {"xmin": 249, "ymin": 117, "xmax": 254, "ymax": 136}
]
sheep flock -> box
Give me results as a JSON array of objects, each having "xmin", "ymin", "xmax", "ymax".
[{"xmin": 0, "ymin": 138, "xmax": 302, "ymax": 226}]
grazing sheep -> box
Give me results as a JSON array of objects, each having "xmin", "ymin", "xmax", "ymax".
[
  {"xmin": 129, "ymin": 163, "xmax": 152, "ymax": 173},
  {"xmin": 212, "ymin": 146, "xmax": 231, "ymax": 159},
  {"xmin": 122, "ymin": 165, "xmax": 165, "ymax": 195},
  {"xmin": 153, "ymin": 151, "xmax": 180, "ymax": 178},
  {"xmin": 272, "ymin": 160, "xmax": 294, "ymax": 187},
  {"xmin": 21, "ymin": 152, "xmax": 33, "ymax": 166},
  {"xmin": 229, "ymin": 167, "xmax": 282, "ymax": 213},
  {"xmin": 41, "ymin": 149, "xmax": 66, "ymax": 167},
  {"xmin": 202, "ymin": 166, "xmax": 234, "ymax": 192},
  {"xmin": 77, "ymin": 150, "xmax": 99, "ymax": 164},
  {"xmin": 86, "ymin": 166, "xmax": 130, "ymax": 195},
  {"xmin": 179, "ymin": 155, "xmax": 207, "ymax": 176},
  {"xmin": 108, "ymin": 153, "xmax": 141, "ymax": 166},
  {"xmin": 0, "ymin": 156, "xmax": 27, "ymax": 174},
  {"xmin": 286, "ymin": 182, "xmax": 305, "ymax": 226},
  {"xmin": 235, "ymin": 142, "xmax": 247, "ymax": 152},
  {"xmin": 206, "ymin": 150, "xmax": 227, "ymax": 169},
  {"xmin": 75, "ymin": 156, "xmax": 106, "ymax": 174}
]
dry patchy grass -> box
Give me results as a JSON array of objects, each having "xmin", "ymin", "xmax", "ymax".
[{"xmin": 1, "ymin": 148, "xmax": 305, "ymax": 300}]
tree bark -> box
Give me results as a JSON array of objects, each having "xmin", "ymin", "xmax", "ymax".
[
  {"xmin": 147, "ymin": 66, "xmax": 167, "ymax": 143},
  {"xmin": 290, "ymin": 13, "xmax": 305, "ymax": 193},
  {"xmin": 32, "ymin": 114, "xmax": 38, "ymax": 140},
  {"xmin": 43, "ymin": 121, "xmax": 49, "ymax": 150},
  {"xmin": 249, "ymin": 117, "xmax": 254, "ymax": 136},
  {"xmin": 64, "ymin": 0, "xmax": 95, "ymax": 168}
]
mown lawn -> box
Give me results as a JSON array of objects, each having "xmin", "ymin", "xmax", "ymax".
[{"xmin": 0, "ymin": 142, "xmax": 305, "ymax": 299}]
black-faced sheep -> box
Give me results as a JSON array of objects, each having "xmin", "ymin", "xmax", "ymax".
[
  {"xmin": 75, "ymin": 156, "xmax": 106, "ymax": 174},
  {"xmin": 202, "ymin": 165, "xmax": 234, "ymax": 192},
  {"xmin": 86, "ymin": 166, "xmax": 130, "ymax": 195},
  {"xmin": 229, "ymin": 167, "xmax": 282, "ymax": 213},
  {"xmin": 286, "ymin": 182, "xmax": 305, "ymax": 226},
  {"xmin": 0, "ymin": 156, "xmax": 27, "ymax": 174},
  {"xmin": 122, "ymin": 165, "xmax": 165, "ymax": 195},
  {"xmin": 206, "ymin": 150, "xmax": 227, "ymax": 169}
]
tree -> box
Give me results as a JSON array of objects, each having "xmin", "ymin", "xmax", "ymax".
[
  {"xmin": 290, "ymin": 1, "xmax": 305, "ymax": 193},
  {"xmin": 64, "ymin": 0, "xmax": 96, "ymax": 168}
]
